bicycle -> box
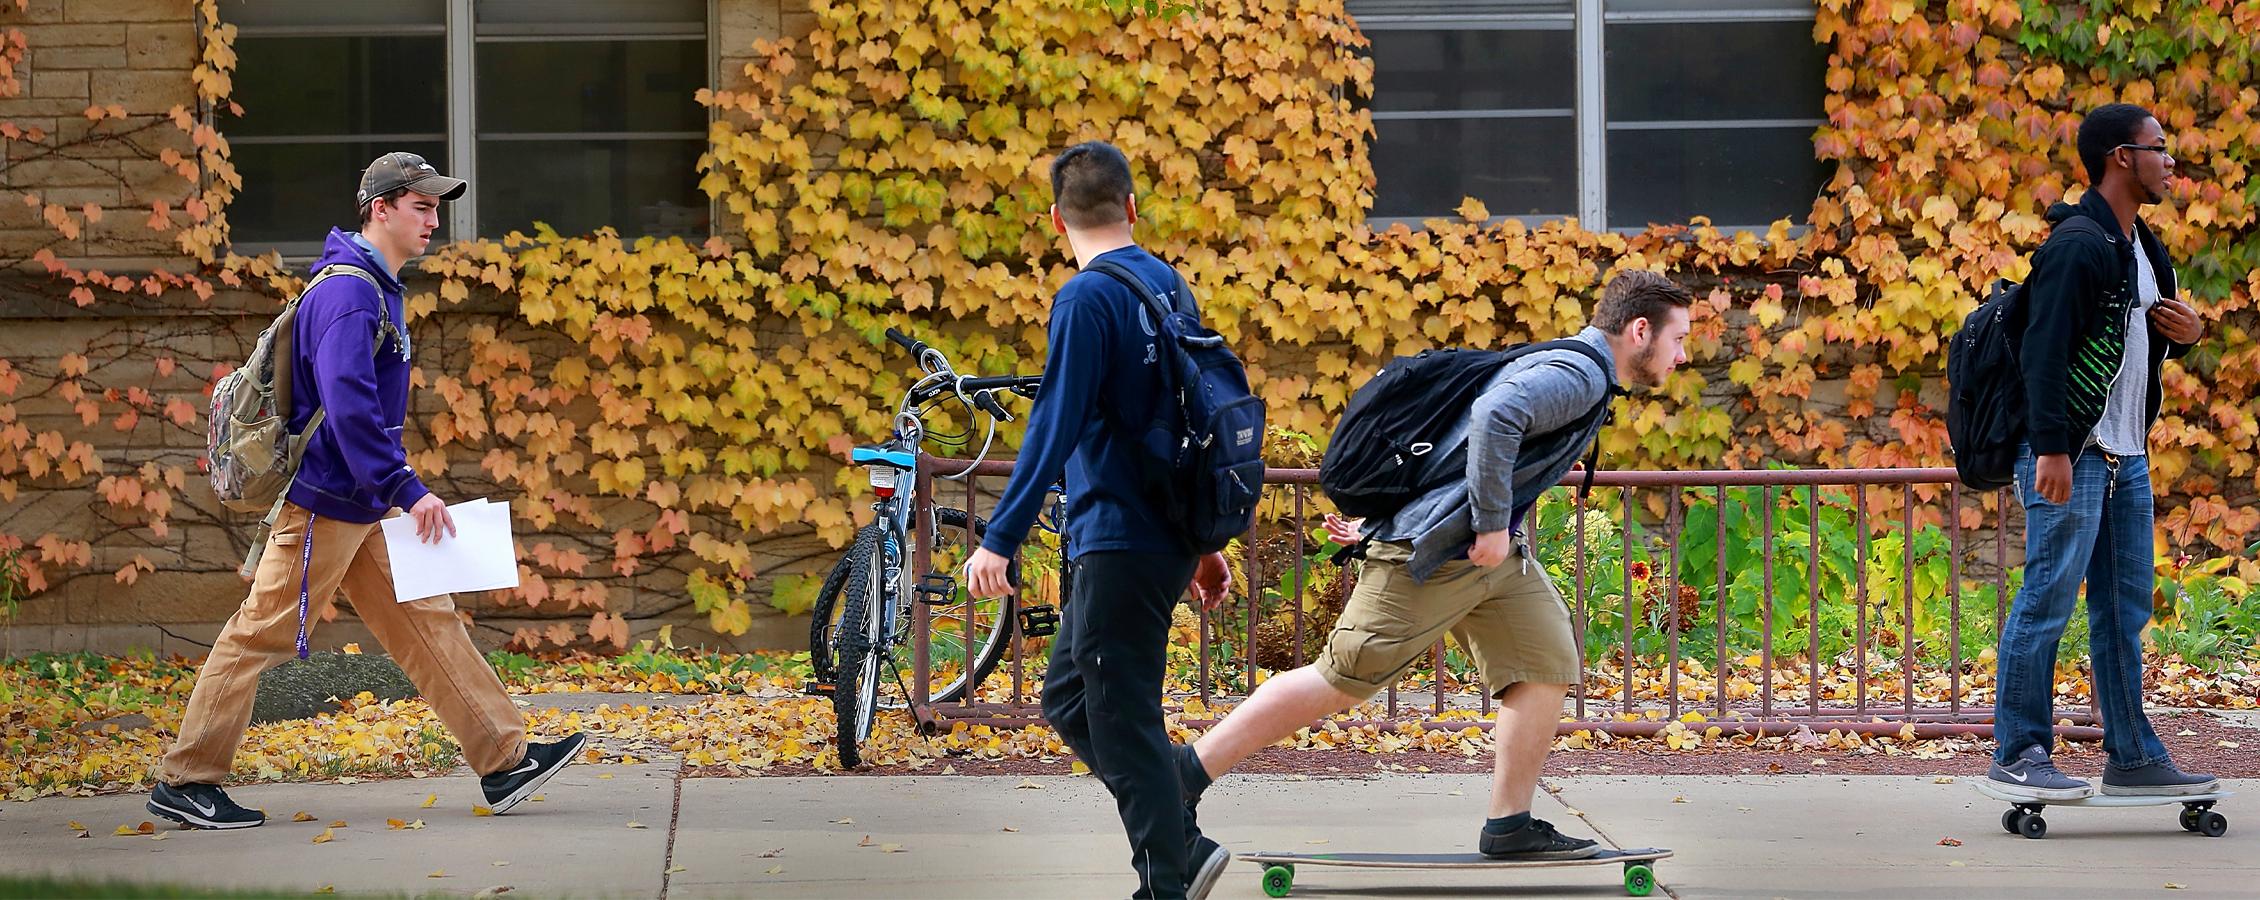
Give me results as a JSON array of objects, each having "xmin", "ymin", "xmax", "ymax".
[{"xmin": 807, "ymin": 327, "xmax": 1056, "ymax": 768}]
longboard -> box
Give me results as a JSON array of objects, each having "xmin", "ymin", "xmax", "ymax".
[
  {"xmin": 1236, "ymin": 847, "xmax": 1671, "ymax": 897},
  {"xmin": 1974, "ymin": 780, "xmax": 2233, "ymax": 839}
]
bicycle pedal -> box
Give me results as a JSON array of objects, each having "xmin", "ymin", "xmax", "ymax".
[
  {"xmin": 915, "ymin": 572, "xmax": 958, "ymax": 603},
  {"xmin": 802, "ymin": 680, "xmax": 836, "ymax": 696},
  {"xmin": 1018, "ymin": 603, "xmax": 1060, "ymax": 638}
]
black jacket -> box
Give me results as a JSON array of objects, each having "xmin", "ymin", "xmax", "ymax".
[{"xmin": 2019, "ymin": 188, "xmax": 2192, "ymax": 457}]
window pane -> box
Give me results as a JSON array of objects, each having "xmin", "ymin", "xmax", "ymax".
[
  {"xmin": 223, "ymin": 0, "xmax": 444, "ymax": 29},
  {"xmin": 476, "ymin": 40, "xmax": 707, "ymax": 134},
  {"xmin": 232, "ymin": 36, "xmax": 445, "ymax": 137},
  {"xmin": 1371, "ymin": 116, "xmax": 1575, "ymax": 218},
  {"xmin": 476, "ymin": 0, "xmax": 705, "ymax": 32},
  {"xmin": 1605, "ymin": 126, "xmax": 1822, "ymax": 227},
  {"xmin": 231, "ymin": 141, "xmax": 450, "ymax": 247},
  {"xmin": 1605, "ymin": 21, "xmax": 1825, "ymax": 121},
  {"xmin": 1367, "ymin": 29, "xmax": 1574, "ymax": 112},
  {"xmin": 476, "ymin": 140, "xmax": 707, "ymax": 239}
]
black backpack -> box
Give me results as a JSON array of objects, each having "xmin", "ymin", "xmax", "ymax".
[
  {"xmin": 1320, "ymin": 340, "xmax": 1617, "ymax": 522},
  {"xmin": 1945, "ymin": 278, "xmax": 2028, "ymax": 491},
  {"xmin": 1086, "ymin": 258, "xmax": 1267, "ymax": 554}
]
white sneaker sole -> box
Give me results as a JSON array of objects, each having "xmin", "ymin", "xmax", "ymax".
[
  {"xmin": 1986, "ymin": 777, "xmax": 2093, "ymax": 801},
  {"xmin": 487, "ymin": 733, "xmax": 589, "ymax": 815},
  {"xmin": 2101, "ymin": 781, "xmax": 2220, "ymax": 797},
  {"xmin": 147, "ymin": 797, "xmax": 263, "ymax": 830},
  {"xmin": 1186, "ymin": 845, "xmax": 1230, "ymax": 900}
]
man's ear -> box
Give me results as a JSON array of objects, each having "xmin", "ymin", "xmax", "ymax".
[
  {"xmin": 1051, "ymin": 204, "xmax": 1065, "ymax": 235},
  {"xmin": 1124, "ymin": 194, "xmax": 1138, "ymax": 226}
]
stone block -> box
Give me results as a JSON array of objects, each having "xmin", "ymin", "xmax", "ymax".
[
  {"xmin": 718, "ymin": 0, "xmax": 781, "ymax": 43},
  {"xmin": 126, "ymin": 22, "xmax": 194, "ymax": 69},
  {"xmin": 0, "ymin": 152, "xmax": 116, "ymax": 187},
  {"xmin": 48, "ymin": 623, "xmax": 166, "ymax": 654},
  {"xmin": 0, "ymin": 96, "xmax": 104, "ymax": 117},
  {"xmin": 31, "ymin": 68, "xmax": 90, "ymax": 99},
  {"xmin": 33, "ymin": 44, "xmax": 127, "ymax": 69},
  {"xmin": 90, "ymin": 69, "xmax": 192, "ymax": 113},
  {"xmin": 21, "ymin": 23, "xmax": 128, "ymax": 48},
  {"xmin": 0, "ymin": 625, "xmax": 57, "ymax": 657},
  {"xmin": 65, "ymin": 0, "xmax": 191, "ymax": 25},
  {"xmin": 782, "ymin": 11, "xmax": 816, "ymax": 39},
  {"xmin": 0, "ymin": 0, "xmax": 71, "ymax": 24}
]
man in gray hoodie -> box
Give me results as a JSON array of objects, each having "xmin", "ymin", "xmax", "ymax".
[{"xmin": 1178, "ymin": 270, "xmax": 1692, "ymax": 860}]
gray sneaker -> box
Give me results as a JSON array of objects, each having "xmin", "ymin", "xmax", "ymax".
[
  {"xmin": 1988, "ymin": 746, "xmax": 2092, "ymax": 800},
  {"xmin": 2101, "ymin": 760, "xmax": 2218, "ymax": 797}
]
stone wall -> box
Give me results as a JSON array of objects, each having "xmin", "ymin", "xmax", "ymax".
[{"xmin": 0, "ymin": 0, "xmax": 829, "ymax": 657}]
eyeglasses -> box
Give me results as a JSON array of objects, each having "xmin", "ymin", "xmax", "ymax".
[{"xmin": 2115, "ymin": 143, "xmax": 2171, "ymax": 157}]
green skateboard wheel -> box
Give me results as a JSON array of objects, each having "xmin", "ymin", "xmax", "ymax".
[
  {"xmin": 1262, "ymin": 864, "xmax": 1294, "ymax": 898},
  {"xmin": 1624, "ymin": 863, "xmax": 1656, "ymax": 897}
]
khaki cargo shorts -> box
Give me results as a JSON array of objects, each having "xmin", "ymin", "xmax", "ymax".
[{"xmin": 1317, "ymin": 539, "xmax": 1580, "ymax": 700}]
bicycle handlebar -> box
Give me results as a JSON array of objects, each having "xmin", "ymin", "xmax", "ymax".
[{"xmin": 884, "ymin": 327, "xmax": 928, "ymax": 360}]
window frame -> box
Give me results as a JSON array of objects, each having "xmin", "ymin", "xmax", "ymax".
[
  {"xmin": 1355, "ymin": 0, "xmax": 1824, "ymax": 233},
  {"xmin": 225, "ymin": 0, "xmax": 717, "ymax": 259}
]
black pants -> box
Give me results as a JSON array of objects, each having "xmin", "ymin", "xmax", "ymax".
[{"xmin": 1042, "ymin": 550, "xmax": 1198, "ymax": 899}]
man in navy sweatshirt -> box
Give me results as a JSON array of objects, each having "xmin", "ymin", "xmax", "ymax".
[
  {"xmin": 964, "ymin": 142, "xmax": 1232, "ymax": 899},
  {"xmin": 149, "ymin": 153, "xmax": 584, "ymax": 831}
]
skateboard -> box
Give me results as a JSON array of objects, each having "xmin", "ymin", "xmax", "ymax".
[
  {"xmin": 1236, "ymin": 847, "xmax": 1672, "ymax": 897},
  {"xmin": 1974, "ymin": 780, "xmax": 2233, "ymax": 839}
]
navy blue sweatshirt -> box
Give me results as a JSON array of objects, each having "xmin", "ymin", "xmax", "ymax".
[
  {"xmin": 981, "ymin": 246, "xmax": 1187, "ymax": 560},
  {"xmin": 283, "ymin": 229, "xmax": 428, "ymax": 524}
]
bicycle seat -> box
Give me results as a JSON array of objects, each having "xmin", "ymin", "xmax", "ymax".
[{"xmin": 852, "ymin": 446, "xmax": 917, "ymax": 469}]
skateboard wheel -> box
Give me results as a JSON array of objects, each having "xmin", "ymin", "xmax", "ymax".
[
  {"xmin": 2002, "ymin": 809, "xmax": 2024, "ymax": 834},
  {"xmin": 2199, "ymin": 811, "xmax": 2228, "ymax": 838},
  {"xmin": 2181, "ymin": 808, "xmax": 2203, "ymax": 832},
  {"xmin": 2018, "ymin": 814, "xmax": 2047, "ymax": 839},
  {"xmin": 1261, "ymin": 864, "xmax": 1294, "ymax": 898},
  {"xmin": 1623, "ymin": 863, "xmax": 1656, "ymax": 897}
]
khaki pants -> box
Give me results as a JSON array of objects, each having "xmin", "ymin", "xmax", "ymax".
[
  {"xmin": 1318, "ymin": 540, "xmax": 1581, "ymax": 700},
  {"xmin": 160, "ymin": 502, "xmax": 526, "ymax": 785}
]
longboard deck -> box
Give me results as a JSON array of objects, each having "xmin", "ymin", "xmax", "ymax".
[
  {"xmin": 1238, "ymin": 848, "xmax": 1671, "ymax": 869},
  {"xmin": 1974, "ymin": 781, "xmax": 2233, "ymax": 808}
]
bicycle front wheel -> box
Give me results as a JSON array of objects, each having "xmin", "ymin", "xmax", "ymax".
[{"xmin": 831, "ymin": 542, "xmax": 882, "ymax": 769}]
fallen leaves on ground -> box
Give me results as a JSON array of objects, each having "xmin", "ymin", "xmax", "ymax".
[
  {"xmin": 311, "ymin": 827, "xmax": 335, "ymax": 844},
  {"xmin": 1937, "ymin": 837, "xmax": 1962, "ymax": 846},
  {"xmin": 292, "ymin": 811, "xmax": 316, "ymax": 822},
  {"xmin": 7, "ymin": 650, "xmax": 2257, "ymax": 800}
]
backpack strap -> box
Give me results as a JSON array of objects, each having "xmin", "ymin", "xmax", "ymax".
[{"xmin": 1084, "ymin": 256, "xmax": 1197, "ymax": 437}]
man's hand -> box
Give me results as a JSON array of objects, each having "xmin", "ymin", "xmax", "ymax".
[
  {"xmin": 409, "ymin": 493, "xmax": 456, "ymax": 545},
  {"xmin": 1468, "ymin": 529, "xmax": 1514, "ymax": 568},
  {"xmin": 2152, "ymin": 296, "xmax": 2203, "ymax": 345},
  {"xmin": 965, "ymin": 547, "xmax": 1014, "ymax": 599},
  {"xmin": 1191, "ymin": 552, "xmax": 1232, "ymax": 611},
  {"xmin": 2034, "ymin": 453, "xmax": 2073, "ymax": 504},
  {"xmin": 1323, "ymin": 513, "xmax": 1365, "ymax": 546}
]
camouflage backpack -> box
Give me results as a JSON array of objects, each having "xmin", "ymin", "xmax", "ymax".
[{"xmin": 206, "ymin": 264, "xmax": 383, "ymax": 569}]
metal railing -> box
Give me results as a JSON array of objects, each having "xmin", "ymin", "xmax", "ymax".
[{"xmin": 906, "ymin": 459, "xmax": 2101, "ymax": 742}]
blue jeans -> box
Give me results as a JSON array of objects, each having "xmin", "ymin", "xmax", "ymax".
[{"xmin": 1992, "ymin": 447, "xmax": 2170, "ymax": 769}]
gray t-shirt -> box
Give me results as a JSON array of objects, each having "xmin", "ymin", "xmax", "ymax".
[{"xmin": 2090, "ymin": 232, "xmax": 2159, "ymax": 456}]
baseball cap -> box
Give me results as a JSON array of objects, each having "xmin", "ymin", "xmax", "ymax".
[{"xmin": 356, "ymin": 152, "xmax": 467, "ymax": 208}]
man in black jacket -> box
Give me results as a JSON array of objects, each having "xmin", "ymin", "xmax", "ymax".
[{"xmin": 1989, "ymin": 103, "xmax": 2213, "ymax": 800}]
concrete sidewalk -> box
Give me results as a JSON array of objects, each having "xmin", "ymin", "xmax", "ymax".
[{"xmin": 2, "ymin": 770, "xmax": 2250, "ymax": 898}]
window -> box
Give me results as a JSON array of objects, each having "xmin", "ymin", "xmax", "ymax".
[
  {"xmin": 226, "ymin": 0, "xmax": 711, "ymax": 256},
  {"xmin": 1351, "ymin": 0, "xmax": 1827, "ymax": 231}
]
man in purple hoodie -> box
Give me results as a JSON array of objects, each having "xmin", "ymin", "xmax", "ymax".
[{"xmin": 148, "ymin": 153, "xmax": 585, "ymax": 830}]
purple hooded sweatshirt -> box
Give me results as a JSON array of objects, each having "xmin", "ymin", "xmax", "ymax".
[{"xmin": 282, "ymin": 228, "xmax": 428, "ymax": 524}]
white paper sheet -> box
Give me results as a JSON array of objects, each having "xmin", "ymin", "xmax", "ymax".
[{"xmin": 379, "ymin": 498, "xmax": 519, "ymax": 603}]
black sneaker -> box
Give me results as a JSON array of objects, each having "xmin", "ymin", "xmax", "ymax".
[
  {"xmin": 1186, "ymin": 834, "xmax": 1231, "ymax": 900},
  {"xmin": 147, "ymin": 782, "xmax": 265, "ymax": 830},
  {"xmin": 1478, "ymin": 818, "xmax": 1601, "ymax": 860},
  {"xmin": 481, "ymin": 733, "xmax": 588, "ymax": 815},
  {"xmin": 2101, "ymin": 759, "xmax": 2218, "ymax": 797}
]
